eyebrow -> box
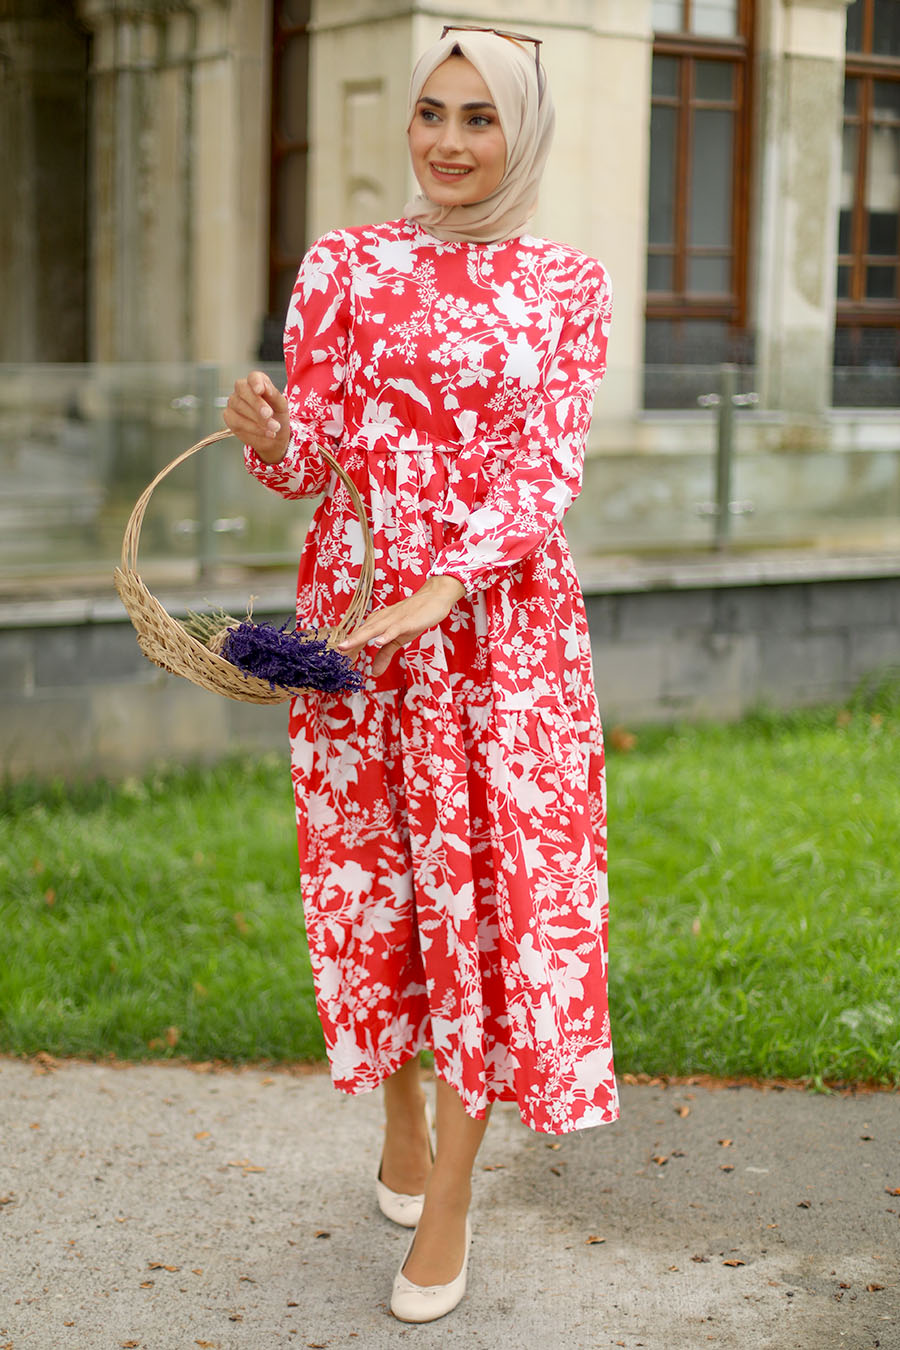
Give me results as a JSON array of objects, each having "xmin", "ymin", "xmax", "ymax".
[{"xmin": 416, "ymin": 96, "xmax": 497, "ymax": 111}]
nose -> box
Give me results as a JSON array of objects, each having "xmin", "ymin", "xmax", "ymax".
[{"xmin": 435, "ymin": 115, "xmax": 464, "ymax": 156}]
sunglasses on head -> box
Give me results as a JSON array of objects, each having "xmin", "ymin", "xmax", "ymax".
[{"xmin": 439, "ymin": 24, "xmax": 545, "ymax": 103}]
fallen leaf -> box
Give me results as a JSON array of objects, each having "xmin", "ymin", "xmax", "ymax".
[
  {"xmin": 194, "ymin": 1131, "xmax": 211, "ymax": 1140},
  {"xmin": 228, "ymin": 1313, "xmax": 243, "ymax": 1322},
  {"xmin": 314, "ymin": 1230, "xmax": 331, "ymax": 1239},
  {"xmin": 287, "ymin": 1301, "xmax": 299, "ymax": 1307},
  {"xmin": 227, "ymin": 1159, "xmax": 265, "ymax": 1173},
  {"xmin": 860, "ymin": 1134, "xmax": 874, "ymax": 1141},
  {"xmin": 692, "ymin": 1255, "xmax": 710, "ymax": 1263},
  {"xmin": 839, "ymin": 1282, "xmax": 851, "ymax": 1289},
  {"xmin": 675, "ymin": 1105, "xmax": 691, "ymax": 1118},
  {"xmin": 192, "ymin": 1268, "xmax": 203, "ymax": 1274},
  {"xmin": 121, "ymin": 1342, "xmax": 141, "ymax": 1348},
  {"xmin": 797, "ymin": 1200, "xmax": 812, "ymax": 1208},
  {"xmin": 652, "ymin": 1154, "xmax": 668, "ymax": 1166},
  {"xmin": 546, "ymin": 1142, "xmax": 561, "ymax": 1150},
  {"xmin": 549, "ymin": 1165, "xmax": 562, "ymax": 1175},
  {"xmin": 0, "ymin": 1194, "xmax": 15, "ymax": 1206},
  {"xmin": 166, "ymin": 1025, "xmax": 180, "ymax": 1048},
  {"xmin": 885, "ymin": 1187, "xmax": 900, "ymax": 1196},
  {"xmin": 147, "ymin": 1262, "xmax": 180, "ymax": 1272},
  {"xmin": 720, "ymin": 1164, "xmax": 735, "ymax": 1173},
  {"xmin": 718, "ymin": 1139, "xmax": 733, "ymax": 1148},
  {"xmin": 139, "ymin": 1281, "xmax": 154, "ymax": 1288},
  {"xmin": 195, "ymin": 1342, "xmax": 219, "ymax": 1349},
  {"xmin": 482, "ymin": 1163, "xmax": 506, "ymax": 1171},
  {"xmin": 585, "ymin": 1235, "xmax": 606, "ymax": 1245},
  {"xmin": 29, "ymin": 1122, "xmax": 41, "ymax": 1130},
  {"xmin": 723, "ymin": 1259, "xmax": 745, "ymax": 1267},
  {"xmin": 866, "ymin": 1283, "xmax": 885, "ymax": 1292}
]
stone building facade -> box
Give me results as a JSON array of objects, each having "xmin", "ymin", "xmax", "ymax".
[{"xmin": 1, "ymin": 1, "xmax": 898, "ymax": 494}]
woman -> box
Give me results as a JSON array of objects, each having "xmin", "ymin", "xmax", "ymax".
[{"xmin": 224, "ymin": 27, "xmax": 618, "ymax": 1323}]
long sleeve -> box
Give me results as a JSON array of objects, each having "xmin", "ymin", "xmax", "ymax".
[
  {"xmin": 244, "ymin": 232, "xmax": 352, "ymax": 499},
  {"xmin": 428, "ymin": 260, "xmax": 612, "ymax": 595}
]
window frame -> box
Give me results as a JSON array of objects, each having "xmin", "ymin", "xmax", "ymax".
[
  {"xmin": 837, "ymin": 0, "xmax": 900, "ymax": 333},
  {"xmin": 645, "ymin": 0, "xmax": 755, "ymax": 333}
]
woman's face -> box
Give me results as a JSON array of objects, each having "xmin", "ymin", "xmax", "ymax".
[{"xmin": 408, "ymin": 57, "xmax": 507, "ymax": 206}]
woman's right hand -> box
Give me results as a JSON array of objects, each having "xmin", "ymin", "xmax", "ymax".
[{"xmin": 223, "ymin": 370, "xmax": 291, "ymax": 464}]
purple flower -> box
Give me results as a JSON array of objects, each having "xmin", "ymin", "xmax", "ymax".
[{"xmin": 219, "ymin": 621, "xmax": 363, "ymax": 694}]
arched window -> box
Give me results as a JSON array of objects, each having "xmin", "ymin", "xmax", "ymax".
[
  {"xmin": 644, "ymin": 0, "xmax": 755, "ymax": 405},
  {"xmin": 835, "ymin": 0, "xmax": 900, "ymax": 404}
]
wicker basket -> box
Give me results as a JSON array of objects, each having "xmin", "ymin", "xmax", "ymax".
[{"xmin": 113, "ymin": 428, "xmax": 374, "ymax": 704}]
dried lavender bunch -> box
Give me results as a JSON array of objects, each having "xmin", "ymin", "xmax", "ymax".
[{"xmin": 218, "ymin": 620, "xmax": 363, "ymax": 694}]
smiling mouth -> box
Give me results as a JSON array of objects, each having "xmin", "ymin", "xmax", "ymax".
[{"xmin": 429, "ymin": 163, "xmax": 473, "ymax": 180}]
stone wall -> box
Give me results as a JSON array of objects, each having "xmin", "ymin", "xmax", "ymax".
[
  {"xmin": 583, "ymin": 565, "xmax": 900, "ymax": 723},
  {"xmin": 2, "ymin": 558, "xmax": 898, "ymax": 780}
]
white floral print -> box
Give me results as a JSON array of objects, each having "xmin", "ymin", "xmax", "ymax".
[{"xmin": 246, "ymin": 217, "xmax": 617, "ymax": 1134}]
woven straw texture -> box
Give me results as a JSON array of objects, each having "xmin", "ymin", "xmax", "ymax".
[{"xmin": 114, "ymin": 429, "xmax": 374, "ymax": 704}]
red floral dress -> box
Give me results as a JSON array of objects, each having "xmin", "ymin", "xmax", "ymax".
[{"xmin": 245, "ymin": 217, "xmax": 618, "ymax": 1134}]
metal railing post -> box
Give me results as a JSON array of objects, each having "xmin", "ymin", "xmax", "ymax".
[
  {"xmin": 696, "ymin": 364, "xmax": 757, "ymax": 551},
  {"xmin": 715, "ymin": 363, "xmax": 737, "ymax": 552}
]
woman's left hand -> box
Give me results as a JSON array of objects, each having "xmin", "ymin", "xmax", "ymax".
[{"xmin": 338, "ymin": 575, "xmax": 465, "ymax": 677}]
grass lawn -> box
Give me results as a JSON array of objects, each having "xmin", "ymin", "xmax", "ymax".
[{"xmin": 2, "ymin": 677, "xmax": 898, "ymax": 1085}]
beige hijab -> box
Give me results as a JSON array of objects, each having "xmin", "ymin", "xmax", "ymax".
[{"xmin": 404, "ymin": 29, "xmax": 555, "ymax": 244}]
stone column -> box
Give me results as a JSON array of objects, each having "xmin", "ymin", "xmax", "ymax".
[
  {"xmin": 307, "ymin": 0, "xmax": 653, "ymax": 424},
  {"xmin": 81, "ymin": 6, "xmax": 157, "ymax": 362},
  {"xmin": 754, "ymin": 0, "xmax": 851, "ymax": 416},
  {"xmin": 78, "ymin": 0, "xmax": 270, "ymax": 364},
  {"xmin": 190, "ymin": 1, "xmax": 271, "ymax": 364}
]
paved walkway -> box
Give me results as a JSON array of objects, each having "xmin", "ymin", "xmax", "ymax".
[{"xmin": 1, "ymin": 1056, "xmax": 897, "ymax": 1350}]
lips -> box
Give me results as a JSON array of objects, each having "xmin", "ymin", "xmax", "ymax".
[{"xmin": 429, "ymin": 162, "xmax": 473, "ymax": 181}]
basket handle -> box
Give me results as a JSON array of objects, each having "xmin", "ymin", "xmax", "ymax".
[{"xmin": 119, "ymin": 429, "xmax": 375, "ymax": 642}]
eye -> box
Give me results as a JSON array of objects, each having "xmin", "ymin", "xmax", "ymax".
[
  {"xmin": 468, "ymin": 115, "xmax": 492, "ymax": 128},
  {"xmin": 418, "ymin": 107, "xmax": 440, "ymax": 123}
]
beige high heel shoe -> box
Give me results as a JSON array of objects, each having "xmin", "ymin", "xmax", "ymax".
[
  {"xmin": 390, "ymin": 1214, "xmax": 472, "ymax": 1322},
  {"xmin": 375, "ymin": 1097, "xmax": 435, "ymax": 1227}
]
